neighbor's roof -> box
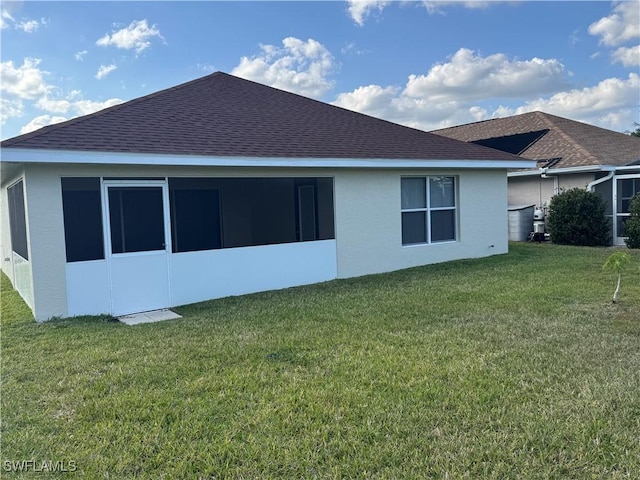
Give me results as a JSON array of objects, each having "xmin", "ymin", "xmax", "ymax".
[
  {"xmin": 432, "ymin": 111, "xmax": 640, "ymax": 169},
  {"xmin": 1, "ymin": 72, "xmax": 523, "ymax": 162}
]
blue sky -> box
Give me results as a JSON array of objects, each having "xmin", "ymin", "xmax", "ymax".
[{"xmin": 1, "ymin": 1, "xmax": 638, "ymax": 140}]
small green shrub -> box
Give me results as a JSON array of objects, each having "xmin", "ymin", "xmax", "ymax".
[
  {"xmin": 547, "ymin": 188, "xmax": 610, "ymax": 246},
  {"xmin": 624, "ymin": 193, "xmax": 640, "ymax": 249}
]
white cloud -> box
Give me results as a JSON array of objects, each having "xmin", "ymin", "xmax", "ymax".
[
  {"xmin": 231, "ymin": 37, "xmax": 336, "ymax": 98},
  {"xmin": 35, "ymin": 90, "xmax": 124, "ymax": 117},
  {"xmin": 20, "ymin": 114, "xmax": 67, "ymax": 134},
  {"xmin": 332, "ymin": 48, "xmax": 637, "ymax": 132},
  {"xmin": 74, "ymin": 50, "xmax": 88, "ymax": 61},
  {"xmin": 72, "ymin": 98, "xmax": 123, "ymax": 115},
  {"xmin": 588, "ymin": 1, "xmax": 640, "ymax": 47},
  {"xmin": 35, "ymin": 97, "xmax": 71, "ymax": 114},
  {"xmin": 501, "ymin": 73, "xmax": 640, "ymax": 123},
  {"xmin": 17, "ymin": 19, "xmax": 38, "ymax": 32},
  {"xmin": 1, "ymin": 98, "xmax": 23, "ymax": 124},
  {"xmin": 612, "ymin": 44, "xmax": 640, "ymax": 67},
  {"xmin": 0, "ymin": 7, "xmax": 14, "ymax": 29},
  {"xmin": 0, "ymin": 58, "xmax": 51, "ymax": 100},
  {"xmin": 347, "ymin": 0, "xmax": 390, "ymax": 26},
  {"xmin": 17, "ymin": 19, "xmax": 42, "ymax": 33},
  {"xmin": 95, "ymin": 64, "xmax": 117, "ymax": 80},
  {"xmin": 96, "ymin": 19, "xmax": 163, "ymax": 55},
  {"xmin": 404, "ymin": 48, "xmax": 566, "ymax": 101},
  {"xmin": 0, "ymin": 7, "xmax": 46, "ymax": 33},
  {"xmin": 347, "ymin": 0, "xmax": 492, "ymax": 24},
  {"xmin": 333, "ymin": 84, "xmax": 401, "ymax": 118},
  {"xmin": 333, "ymin": 48, "xmax": 569, "ymax": 129},
  {"xmin": 421, "ymin": 1, "xmax": 490, "ymax": 15}
]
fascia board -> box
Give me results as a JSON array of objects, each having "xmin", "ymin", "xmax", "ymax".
[
  {"xmin": 508, "ymin": 165, "xmax": 607, "ymax": 177},
  {"xmin": 1, "ymin": 148, "xmax": 536, "ymax": 170}
]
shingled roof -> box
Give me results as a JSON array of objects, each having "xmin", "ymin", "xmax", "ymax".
[
  {"xmin": 1, "ymin": 72, "xmax": 522, "ymax": 162},
  {"xmin": 432, "ymin": 111, "xmax": 640, "ymax": 169}
]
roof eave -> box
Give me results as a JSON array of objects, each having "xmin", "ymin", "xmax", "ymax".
[{"xmin": 0, "ymin": 148, "xmax": 536, "ymax": 170}]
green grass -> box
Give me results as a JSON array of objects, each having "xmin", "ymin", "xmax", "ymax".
[{"xmin": 1, "ymin": 243, "xmax": 639, "ymax": 479}]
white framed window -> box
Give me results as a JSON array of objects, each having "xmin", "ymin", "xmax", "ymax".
[{"xmin": 401, "ymin": 176, "xmax": 457, "ymax": 245}]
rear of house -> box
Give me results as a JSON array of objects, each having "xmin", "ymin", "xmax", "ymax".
[{"xmin": 0, "ymin": 72, "xmax": 533, "ymax": 321}]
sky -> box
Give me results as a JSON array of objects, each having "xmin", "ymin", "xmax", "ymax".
[{"xmin": 1, "ymin": 1, "xmax": 639, "ymax": 141}]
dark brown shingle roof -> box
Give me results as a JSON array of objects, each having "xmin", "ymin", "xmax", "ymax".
[
  {"xmin": 1, "ymin": 72, "xmax": 522, "ymax": 162},
  {"xmin": 433, "ymin": 111, "xmax": 640, "ymax": 168}
]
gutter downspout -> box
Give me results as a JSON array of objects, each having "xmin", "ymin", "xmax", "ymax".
[
  {"xmin": 540, "ymin": 167, "xmax": 559, "ymax": 195},
  {"xmin": 586, "ymin": 166, "xmax": 615, "ymax": 192}
]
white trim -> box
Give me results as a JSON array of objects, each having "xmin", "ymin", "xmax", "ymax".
[
  {"xmin": 507, "ymin": 169, "xmax": 544, "ymax": 177},
  {"xmin": 1, "ymin": 147, "xmax": 535, "ymax": 170},
  {"xmin": 541, "ymin": 165, "xmax": 608, "ymax": 175},
  {"xmin": 508, "ymin": 164, "xmax": 640, "ymax": 178}
]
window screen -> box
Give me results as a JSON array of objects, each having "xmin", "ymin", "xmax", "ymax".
[
  {"xmin": 169, "ymin": 180, "xmax": 222, "ymax": 253},
  {"xmin": 108, "ymin": 187, "xmax": 165, "ymax": 254},
  {"xmin": 7, "ymin": 180, "xmax": 28, "ymax": 260},
  {"xmin": 61, "ymin": 177, "xmax": 105, "ymax": 262}
]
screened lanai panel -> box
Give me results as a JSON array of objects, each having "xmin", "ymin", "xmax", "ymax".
[
  {"xmin": 168, "ymin": 177, "xmax": 335, "ymax": 253},
  {"xmin": 169, "ymin": 178, "xmax": 222, "ymax": 253},
  {"xmin": 7, "ymin": 180, "xmax": 28, "ymax": 260},
  {"xmin": 61, "ymin": 177, "xmax": 104, "ymax": 262}
]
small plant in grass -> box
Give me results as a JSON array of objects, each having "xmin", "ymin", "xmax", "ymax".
[
  {"xmin": 623, "ymin": 193, "xmax": 640, "ymax": 249},
  {"xmin": 602, "ymin": 251, "xmax": 633, "ymax": 303}
]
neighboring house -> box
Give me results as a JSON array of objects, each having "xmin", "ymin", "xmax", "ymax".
[
  {"xmin": 0, "ymin": 72, "xmax": 532, "ymax": 321},
  {"xmin": 433, "ymin": 111, "xmax": 640, "ymax": 245}
]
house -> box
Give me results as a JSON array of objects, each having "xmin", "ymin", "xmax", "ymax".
[
  {"xmin": 0, "ymin": 72, "xmax": 533, "ymax": 321},
  {"xmin": 433, "ymin": 111, "xmax": 640, "ymax": 245}
]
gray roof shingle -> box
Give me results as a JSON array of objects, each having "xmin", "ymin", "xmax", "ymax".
[
  {"xmin": 432, "ymin": 111, "xmax": 640, "ymax": 168},
  {"xmin": 1, "ymin": 72, "xmax": 523, "ymax": 162}
]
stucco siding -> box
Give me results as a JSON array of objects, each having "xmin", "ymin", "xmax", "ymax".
[
  {"xmin": 334, "ymin": 169, "xmax": 508, "ymax": 279},
  {"xmin": 557, "ymin": 173, "xmax": 595, "ymax": 191},
  {"xmin": 508, "ymin": 176, "xmax": 555, "ymax": 208},
  {"xmin": 508, "ymin": 173, "xmax": 596, "ymax": 210},
  {"xmin": 24, "ymin": 165, "xmax": 68, "ymax": 320}
]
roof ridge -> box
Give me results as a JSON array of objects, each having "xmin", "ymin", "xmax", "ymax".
[
  {"xmin": 2, "ymin": 72, "xmax": 226, "ymax": 146},
  {"xmin": 535, "ymin": 112, "xmax": 600, "ymax": 166}
]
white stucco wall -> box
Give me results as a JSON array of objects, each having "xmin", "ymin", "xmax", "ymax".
[
  {"xmin": 4, "ymin": 163, "xmax": 511, "ymax": 320},
  {"xmin": 23, "ymin": 165, "xmax": 68, "ymax": 320},
  {"xmin": 508, "ymin": 173, "xmax": 597, "ymax": 210},
  {"xmin": 334, "ymin": 168, "xmax": 508, "ymax": 278},
  {"xmin": 508, "ymin": 176, "xmax": 556, "ymax": 208}
]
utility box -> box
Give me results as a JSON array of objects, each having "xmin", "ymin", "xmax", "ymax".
[{"xmin": 508, "ymin": 205, "xmax": 535, "ymax": 241}]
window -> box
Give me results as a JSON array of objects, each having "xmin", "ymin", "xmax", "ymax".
[
  {"xmin": 62, "ymin": 178, "xmax": 105, "ymax": 262},
  {"xmin": 401, "ymin": 176, "xmax": 457, "ymax": 245},
  {"xmin": 7, "ymin": 180, "xmax": 28, "ymax": 260}
]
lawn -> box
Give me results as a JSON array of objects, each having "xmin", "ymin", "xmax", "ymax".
[{"xmin": 1, "ymin": 243, "xmax": 639, "ymax": 479}]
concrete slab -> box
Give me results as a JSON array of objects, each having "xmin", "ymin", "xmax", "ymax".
[{"xmin": 118, "ymin": 309, "xmax": 182, "ymax": 325}]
